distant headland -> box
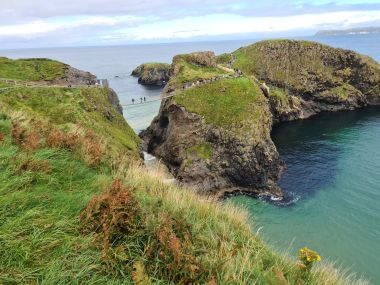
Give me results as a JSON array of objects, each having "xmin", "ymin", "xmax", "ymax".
[{"xmin": 316, "ymin": 26, "xmax": 380, "ymax": 36}]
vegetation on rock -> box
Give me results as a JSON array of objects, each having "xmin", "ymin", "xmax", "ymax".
[
  {"xmin": 0, "ymin": 57, "xmax": 68, "ymax": 81},
  {"xmin": 0, "ymin": 56, "xmax": 369, "ymax": 285},
  {"xmin": 232, "ymin": 40, "xmax": 379, "ymax": 100},
  {"xmin": 132, "ymin": 62, "xmax": 171, "ymax": 86},
  {"xmin": 175, "ymin": 77, "xmax": 268, "ymax": 140}
]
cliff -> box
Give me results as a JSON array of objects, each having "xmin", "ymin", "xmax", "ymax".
[
  {"xmin": 0, "ymin": 56, "xmax": 365, "ymax": 284},
  {"xmin": 141, "ymin": 51, "xmax": 284, "ymax": 197},
  {"xmin": 231, "ymin": 40, "xmax": 380, "ymax": 123},
  {"xmin": 141, "ymin": 40, "xmax": 380, "ymax": 197},
  {"xmin": 132, "ymin": 62, "xmax": 171, "ymax": 86}
]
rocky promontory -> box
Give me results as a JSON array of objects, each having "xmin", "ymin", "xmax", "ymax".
[
  {"xmin": 232, "ymin": 40, "xmax": 380, "ymax": 123},
  {"xmin": 141, "ymin": 51, "xmax": 284, "ymax": 197},
  {"xmin": 132, "ymin": 62, "xmax": 171, "ymax": 86},
  {"xmin": 141, "ymin": 41, "xmax": 380, "ymax": 197}
]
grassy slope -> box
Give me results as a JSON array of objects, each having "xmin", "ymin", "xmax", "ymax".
[
  {"xmin": 142, "ymin": 63, "xmax": 171, "ymax": 69},
  {"xmin": 0, "ymin": 87, "xmax": 140, "ymax": 159},
  {"xmin": 168, "ymin": 54, "xmax": 231, "ymax": 89},
  {"xmin": 0, "ymin": 58, "xmax": 367, "ymax": 284},
  {"xmin": 175, "ymin": 77, "xmax": 269, "ymax": 141},
  {"xmin": 0, "ymin": 57, "xmax": 68, "ymax": 81}
]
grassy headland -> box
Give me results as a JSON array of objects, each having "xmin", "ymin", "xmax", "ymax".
[
  {"xmin": 0, "ymin": 57, "xmax": 368, "ymax": 284},
  {"xmin": 0, "ymin": 57, "xmax": 68, "ymax": 81}
]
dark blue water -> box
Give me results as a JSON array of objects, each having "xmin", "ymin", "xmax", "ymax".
[{"xmin": 1, "ymin": 34, "xmax": 379, "ymax": 283}]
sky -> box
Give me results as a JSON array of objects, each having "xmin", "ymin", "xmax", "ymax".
[{"xmin": 1, "ymin": 0, "xmax": 380, "ymax": 49}]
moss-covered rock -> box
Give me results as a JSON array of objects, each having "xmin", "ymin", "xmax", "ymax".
[
  {"xmin": 141, "ymin": 54, "xmax": 283, "ymax": 196},
  {"xmin": 132, "ymin": 62, "xmax": 171, "ymax": 86},
  {"xmin": 232, "ymin": 39, "xmax": 380, "ymax": 121},
  {"xmin": 0, "ymin": 57, "xmax": 97, "ymax": 85}
]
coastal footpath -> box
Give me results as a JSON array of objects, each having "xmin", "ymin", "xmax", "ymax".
[
  {"xmin": 141, "ymin": 40, "xmax": 380, "ymax": 198},
  {"xmin": 0, "ymin": 56, "xmax": 367, "ymax": 284}
]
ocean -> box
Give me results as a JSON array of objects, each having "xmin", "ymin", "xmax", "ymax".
[{"xmin": 1, "ymin": 33, "xmax": 380, "ymax": 283}]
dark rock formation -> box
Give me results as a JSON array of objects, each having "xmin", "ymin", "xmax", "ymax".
[
  {"xmin": 106, "ymin": 88, "xmax": 123, "ymax": 115},
  {"xmin": 140, "ymin": 98, "xmax": 284, "ymax": 197},
  {"xmin": 132, "ymin": 63, "xmax": 171, "ymax": 86},
  {"xmin": 52, "ymin": 66, "xmax": 97, "ymax": 86}
]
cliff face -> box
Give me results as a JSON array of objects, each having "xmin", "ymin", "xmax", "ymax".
[
  {"xmin": 132, "ymin": 63, "xmax": 171, "ymax": 86},
  {"xmin": 141, "ymin": 52, "xmax": 284, "ymax": 197},
  {"xmin": 232, "ymin": 40, "xmax": 380, "ymax": 123},
  {"xmin": 141, "ymin": 41, "xmax": 380, "ymax": 197}
]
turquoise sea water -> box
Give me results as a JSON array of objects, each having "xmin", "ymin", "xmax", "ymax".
[
  {"xmin": 231, "ymin": 108, "xmax": 380, "ymax": 283},
  {"xmin": 1, "ymin": 34, "xmax": 379, "ymax": 283}
]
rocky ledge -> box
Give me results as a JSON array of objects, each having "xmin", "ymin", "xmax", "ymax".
[
  {"xmin": 132, "ymin": 63, "xmax": 171, "ymax": 86},
  {"xmin": 140, "ymin": 41, "xmax": 380, "ymax": 197}
]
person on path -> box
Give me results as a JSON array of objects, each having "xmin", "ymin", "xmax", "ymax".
[{"xmin": 132, "ymin": 98, "xmax": 135, "ymax": 104}]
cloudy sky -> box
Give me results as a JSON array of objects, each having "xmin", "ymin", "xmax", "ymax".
[{"xmin": 1, "ymin": 0, "xmax": 380, "ymax": 49}]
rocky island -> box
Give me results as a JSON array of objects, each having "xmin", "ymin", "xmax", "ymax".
[
  {"xmin": 131, "ymin": 62, "xmax": 171, "ymax": 86},
  {"xmin": 141, "ymin": 40, "xmax": 380, "ymax": 198}
]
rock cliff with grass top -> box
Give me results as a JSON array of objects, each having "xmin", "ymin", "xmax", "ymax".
[
  {"xmin": 231, "ymin": 40, "xmax": 380, "ymax": 123},
  {"xmin": 0, "ymin": 56, "xmax": 367, "ymax": 284},
  {"xmin": 141, "ymin": 41, "xmax": 380, "ymax": 197},
  {"xmin": 141, "ymin": 51, "xmax": 284, "ymax": 197},
  {"xmin": 132, "ymin": 62, "xmax": 171, "ymax": 86}
]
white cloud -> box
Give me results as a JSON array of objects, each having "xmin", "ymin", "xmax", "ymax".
[
  {"xmin": 0, "ymin": 15, "xmax": 144, "ymax": 39},
  {"xmin": 0, "ymin": 7, "xmax": 379, "ymax": 46},
  {"xmin": 121, "ymin": 10, "xmax": 380, "ymax": 40}
]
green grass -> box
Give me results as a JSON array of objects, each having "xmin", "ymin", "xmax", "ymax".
[
  {"xmin": 232, "ymin": 39, "xmax": 380, "ymax": 97},
  {"xmin": 269, "ymin": 87, "xmax": 291, "ymax": 107},
  {"xmin": 0, "ymin": 109, "xmax": 367, "ymax": 285},
  {"xmin": 142, "ymin": 63, "xmax": 170, "ymax": 69},
  {"xmin": 0, "ymin": 117, "xmax": 115, "ymax": 284},
  {"xmin": 188, "ymin": 142, "xmax": 213, "ymax": 160},
  {"xmin": 175, "ymin": 77, "xmax": 269, "ymax": 140},
  {"xmin": 318, "ymin": 84, "xmax": 360, "ymax": 99},
  {"xmin": 0, "ymin": 57, "xmax": 68, "ymax": 81},
  {"xmin": 168, "ymin": 57, "xmax": 230, "ymax": 88},
  {"xmin": 0, "ymin": 82, "xmax": 11, "ymax": 88},
  {"xmin": 0, "ymin": 56, "xmax": 369, "ymax": 285},
  {"xmin": 216, "ymin": 53, "xmax": 231, "ymax": 65},
  {"xmin": 0, "ymin": 86, "xmax": 140, "ymax": 159},
  {"xmin": 233, "ymin": 40, "xmax": 333, "ymax": 90}
]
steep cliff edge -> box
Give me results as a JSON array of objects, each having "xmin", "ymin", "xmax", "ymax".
[
  {"xmin": 141, "ymin": 41, "xmax": 380, "ymax": 196},
  {"xmin": 0, "ymin": 55, "xmax": 367, "ymax": 284},
  {"xmin": 141, "ymin": 52, "xmax": 284, "ymax": 197},
  {"xmin": 132, "ymin": 62, "xmax": 171, "ymax": 86},
  {"xmin": 231, "ymin": 40, "xmax": 380, "ymax": 123}
]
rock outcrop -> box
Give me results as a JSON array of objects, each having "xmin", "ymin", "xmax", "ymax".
[
  {"xmin": 232, "ymin": 40, "xmax": 380, "ymax": 123},
  {"xmin": 132, "ymin": 63, "xmax": 171, "ymax": 86},
  {"xmin": 141, "ymin": 40, "xmax": 380, "ymax": 197}
]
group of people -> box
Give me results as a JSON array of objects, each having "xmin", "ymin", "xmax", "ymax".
[
  {"xmin": 233, "ymin": 68, "xmax": 243, "ymax": 76},
  {"xmin": 131, "ymin": 97, "xmax": 146, "ymax": 104}
]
